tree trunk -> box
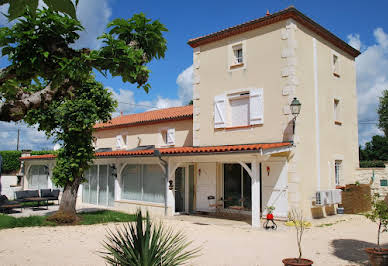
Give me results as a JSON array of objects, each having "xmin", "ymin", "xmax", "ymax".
[{"xmin": 58, "ymin": 178, "xmax": 81, "ymax": 216}]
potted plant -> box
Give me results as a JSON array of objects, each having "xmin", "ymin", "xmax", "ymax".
[
  {"xmin": 364, "ymin": 193, "xmax": 388, "ymax": 266},
  {"xmin": 266, "ymin": 206, "xmax": 275, "ymax": 220},
  {"xmin": 282, "ymin": 209, "xmax": 314, "ymax": 266}
]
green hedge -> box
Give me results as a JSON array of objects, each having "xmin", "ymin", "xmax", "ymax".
[
  {"xmin": 0, "ymin": 150, "xmax": 56, "ymax": 174},
  {"xmin": 359, "ymin": 160, "xmax": 386, "ymax": 168}
]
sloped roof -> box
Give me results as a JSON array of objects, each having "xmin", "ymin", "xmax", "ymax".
[
  {"xmin": 188, "ymin": 6, "xmax": 360, "ymax": 58},
  {"xmin": 94, "ymin": 105, "xmax": 193, "ymax": 130},
  {"xmin": 20, "ymin": 142, "xmax": 292, "ymax": 160}
]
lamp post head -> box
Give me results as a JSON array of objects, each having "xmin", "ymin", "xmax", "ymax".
[{"xmin": 290, "ymin": 97, "xmax": 302, "ymax": 117}]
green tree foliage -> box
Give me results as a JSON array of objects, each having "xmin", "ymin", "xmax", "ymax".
[
  {"xmin": 359, "ymin": 89, "xmax": 388, "ymax": 164},
  {"xmin": 377, "ymin": 89, "xmax": 388, "ymax": 136},
  {"xmin": 359, "ymin": 135, "xmax": 388, "ymax": 163},
  {"xmin": 364, "ymin": 193, "xmax": 388, "ymax": 250},
  {"xmin": 102, "ymin": 210, "xmax": 200, "ymax": 266},
  {"xmin": 0, "ymin": 9, "xmax": 167, "ymax": 216},
  {"xmin": 0, "ymin": 0, "xmax": 77, "ymax": 21}
]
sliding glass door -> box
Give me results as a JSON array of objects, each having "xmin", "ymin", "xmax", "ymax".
[
  {"xmin": 82, "ymin": 165, "xmax": 115, "ymax": 206},
  {"xmin": 223, "ymin": 163, "xmax": 251, "ymax": 210}
]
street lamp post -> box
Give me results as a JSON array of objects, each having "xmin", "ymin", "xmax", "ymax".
[{"xmin": 290, "ymin": 97, "xmax": 302, "ymax": 134}]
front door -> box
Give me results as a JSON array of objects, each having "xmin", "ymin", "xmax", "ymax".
[
  {"xmin": 175, "ymin": 167, "xmax": 185, "ymax": 213},
  {"xmin": 262, "ymin": 160, "xmax": 288, "ymax": 218}
]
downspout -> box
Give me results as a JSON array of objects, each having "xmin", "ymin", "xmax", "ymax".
[
  {"xmin": 313, "ymin": 38, "xmax": 321, "ymax": 191},
  {"xmin": 154, "ymin": 149, "xmax": 169, "ymax": 216}
]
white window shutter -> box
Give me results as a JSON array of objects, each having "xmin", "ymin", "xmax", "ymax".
[
  {"xmin": 249, "ymin": 88, "xmax": 264, "ymax": 125},
  {"xmin": 214, "ymin": 94, "xmax": 226, "ymax": 128},
  {"xmin": 166, "ymin": 128, "xmax": 175, "ymax": 145},
  {"xmin": 116, "ymin": 135, "xmax": 126, "ymax": 149}
]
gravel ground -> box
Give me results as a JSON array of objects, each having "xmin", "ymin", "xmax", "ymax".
[{"xmin": 0, "ymin": 214, "xmax": 386, "ymax": 266}]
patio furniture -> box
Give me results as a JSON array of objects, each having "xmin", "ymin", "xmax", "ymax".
[
  {"xmin": 0, "ymin": 195, "xmax": 22, "ymax": 213},
  {"xmin": 208, "ymin": 196, "xmax": 224, "ymax": 216},
  {"xmin": 40, "ymin": 189, "xmax": 60, "ymax": 204},
  {"xmin": 15, "ymin": 190, "xmax": 49, "ymax": 209},
  {"xmin": 23, "ymin": 197, "xmax": 49, "ymax": 210}
]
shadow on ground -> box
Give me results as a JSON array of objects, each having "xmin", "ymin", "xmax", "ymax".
[{"xmin": 331, "ymin": 239, "xmax": 388, "ymax": 265}]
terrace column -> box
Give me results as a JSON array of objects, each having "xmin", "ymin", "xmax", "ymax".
[{"xmin": 251, "ymin": 161, "xmax": 261, "ymax": 228}]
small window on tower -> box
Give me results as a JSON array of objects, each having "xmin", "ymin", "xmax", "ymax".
[{"xmin": 333, "ymin": 54, "xmax": 340, "ymax": 77}]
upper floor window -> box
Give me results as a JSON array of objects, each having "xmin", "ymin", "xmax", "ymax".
[
  {"xmin": 332, "ymin": 54, "xmax": 340, "ymax": 77},
  {"xmin": 228, "ymin": 41, "xmax": 246, "ymax": 70},
  {"xmin": 116, "ymin": 135, "xmax": 127, "ymax": 150},
  {"xmin": 233, "ymin": 46, "xmax": 243, "ymax": 64},
  {"xmin": 334, "ymin": 98, "xmax": 341, "ymax": 125},
  {"xmin": 334, "ymin": 160, "xmax": 342, "ymax": 186},
  {"xmin": 214, "ymin": 88, "xmax": 263, "ymax": 129},
  {"xmin": 161, "ymin": 128, "xmax": 175, "ymax": 146}
]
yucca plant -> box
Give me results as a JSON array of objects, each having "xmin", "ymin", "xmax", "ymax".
[{"xmin": 101, "ymin": 209, "xmax": 200, "ymax": 266}]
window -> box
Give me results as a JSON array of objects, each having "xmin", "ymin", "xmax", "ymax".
[
  {"xmin": 334, "ymin": 160, "xmax": 342, "ymax": 186},
  {"xmin": 334, "ymin": 99, "xmax": 341, "ymax": 125},
  {"xmin": 234, "ymin": 47, "xmax": 243, "ymax": 64},
  {"xmin": 161, "ymin": 128, "xmax": 175, "ymax": 146},
  {"xmin": 229, "ymin": 42, "xmax": 245, "ymax": 69},
  {"xmin": 333, "ymin": 54, "xmax": 339, "ymax": 76},
  {"xmin": 121, "ymin": 164, "xmax": 165, "ymax": 203},
  {"xmin": 223, "ymin": 164, "xmax": 251, "ymax": 210},
  {"xmin": 213, "ymin": 88, "xmax": 263, "ymax": 129},
  {"xmin": 28, "ymin": 165, "xmax": 48, "ymax": 190},
  {"xmin": 229, "ymin": 93, "xmax": 250, "ymax": 127},
  {"xmin": 116, "ymin": 135, "xmax": 126, "ymax": 149}
]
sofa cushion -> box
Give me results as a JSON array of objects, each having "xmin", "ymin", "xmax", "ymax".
[
  {"xmin": 51, "ymin": 189, "xmax": 60, "ymax": 198},
  {"xmin": 15, "ymin": 190, "xmax": 28, "ymax": 200},
  {"xmin": 0, "ymin": 195, "xmax": 7, "ymax": 204},
  {"xmin": 26, "ymin": 190, "xmax": 39, "ymax": 198},
  {"xmin": 40, "ymin": 189, "xmax": 52, "ymax": 197}
]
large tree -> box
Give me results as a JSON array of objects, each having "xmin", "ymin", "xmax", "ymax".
[
  {"xmin": 1, "ymin": 0, "xmax": 77, "ymax": 21},
  {"xmin": 377, "ymin": 89, "xmax": 388, "ymax": 137},
  {"xmin": 0, "ymin": 8, "xmax": 167, "ymax": 218}
]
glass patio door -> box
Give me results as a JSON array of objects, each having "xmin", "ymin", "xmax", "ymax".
[
  {"xmin": 82, "ymin": 165, "xmax": 115, "ymax": 206},
  {"xmin": 223, "ymin": 164, "xmax": 251, "ymax": 210}
]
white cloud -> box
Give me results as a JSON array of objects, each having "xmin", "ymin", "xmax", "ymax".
[
  {"xmin": 0, "ymin": 0, "xmax": 112, "ymax": 49},
  {"xmin": 348, "ymin": 28, "xmax": 387, "ymax": 145},
  {"xmin": 177, "ymin": 65, "xmax": 194, "ymax": 104},
  {"xmin": 73, "ymin": 0, "xmax": 112, "ymax": 49},
  {"xmin": 347, "ymin": 34, "xmax": 361, "ymax": 51},
  {"xmin": 108, "ymin": 87, "xmax": 136, "ymax": 117}
]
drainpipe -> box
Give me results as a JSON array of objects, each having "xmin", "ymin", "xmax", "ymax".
[{"xmin": 154, "ymin": 149, "xmax": 169, "ymax": 216}]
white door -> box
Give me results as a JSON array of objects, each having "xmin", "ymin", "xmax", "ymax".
[
  {"xmin": 195, "ymin": 163, "xmax": 217, "ymax": 212},
  {"xmin": 262, "ymin": 160, "xmax": 288, "ymax": 218}
]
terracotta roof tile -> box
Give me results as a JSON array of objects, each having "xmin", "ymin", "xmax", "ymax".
[
  {"xmin": 94, "ymin": 105, "xmax": 193, "ymax": 130},
  {"xmin": 20, "ymin": 142, "xmax": 292, "ymax": 160},
  {"xmin": 187, "ymin": 6, "xmax": 360, "ymax": 58}
]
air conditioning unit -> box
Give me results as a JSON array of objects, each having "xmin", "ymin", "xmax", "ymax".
[{"xmin": 330, "ymin": 189, "xmax": 342, "ymax": 204}]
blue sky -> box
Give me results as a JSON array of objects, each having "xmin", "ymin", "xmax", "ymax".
[{"xmin": 0, "ymin": 0, "xmax": 387, "ymax": 150}]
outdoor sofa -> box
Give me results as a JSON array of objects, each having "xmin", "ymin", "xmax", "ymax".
[
  {"xmin": 15, "ymin": 190, "xmax": 49, "ymax": 209},
  {"xmin": 40, "ymin": 189, "xmax": 60, "ymax": 204},
  {"xmin": 0, "ymin": 195, "xmax": 22, "ymax": 213}
]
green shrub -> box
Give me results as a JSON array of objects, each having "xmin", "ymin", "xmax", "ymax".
[
  {"xmin": 360, "ymin": 161, "xmax": 386, "ymax": 168},
  {"xmin": 30, "ymin": 150, "xmax": 57, "ymax": 156},
  {"xmin": 0, "ymin": 151, "xmax": 22, "ymax": 173},
  {"xmin": 102, "ymin": 210, "xmax": 200, "ymax": 266}
]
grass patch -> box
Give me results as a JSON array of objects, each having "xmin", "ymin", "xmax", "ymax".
[
  {"xmin": 316, "ymin": 219, "xmax": 346, "ymax": 228},
  {"xmin": 21, "ymin": 201, "xmax": 55, "ymax": 207},
  {"xmin": 0, "ymin": 210, "xmax": 136, "ymax": 230}
]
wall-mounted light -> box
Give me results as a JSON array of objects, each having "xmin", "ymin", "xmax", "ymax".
[
  {"xmin": 168, "ymin": 180, "xmax": 174, "ymax": 190},
  {"xmin": 109, "ymin": 164, "xmax": 117, "ymax": 178},
  {"xmin": 290, "ymin": 97, "xmax": 302, "ymax": 134}
]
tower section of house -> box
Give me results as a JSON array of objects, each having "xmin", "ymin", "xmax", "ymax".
[{"xmin": 188, "ymin": 6, "xmax": 360, "ymax": 217}]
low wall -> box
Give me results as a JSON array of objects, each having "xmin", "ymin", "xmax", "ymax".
[
  {"xmin": 355, "ymin": 163, "xmax": 388, "ymax": 199},
  {"xmin": 0, "ymin": 175, "xmax": 22, "ymax": 200},
  {"xmin": 114, "ymin": 200, "xmax": 173, "ymax": 217}
]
